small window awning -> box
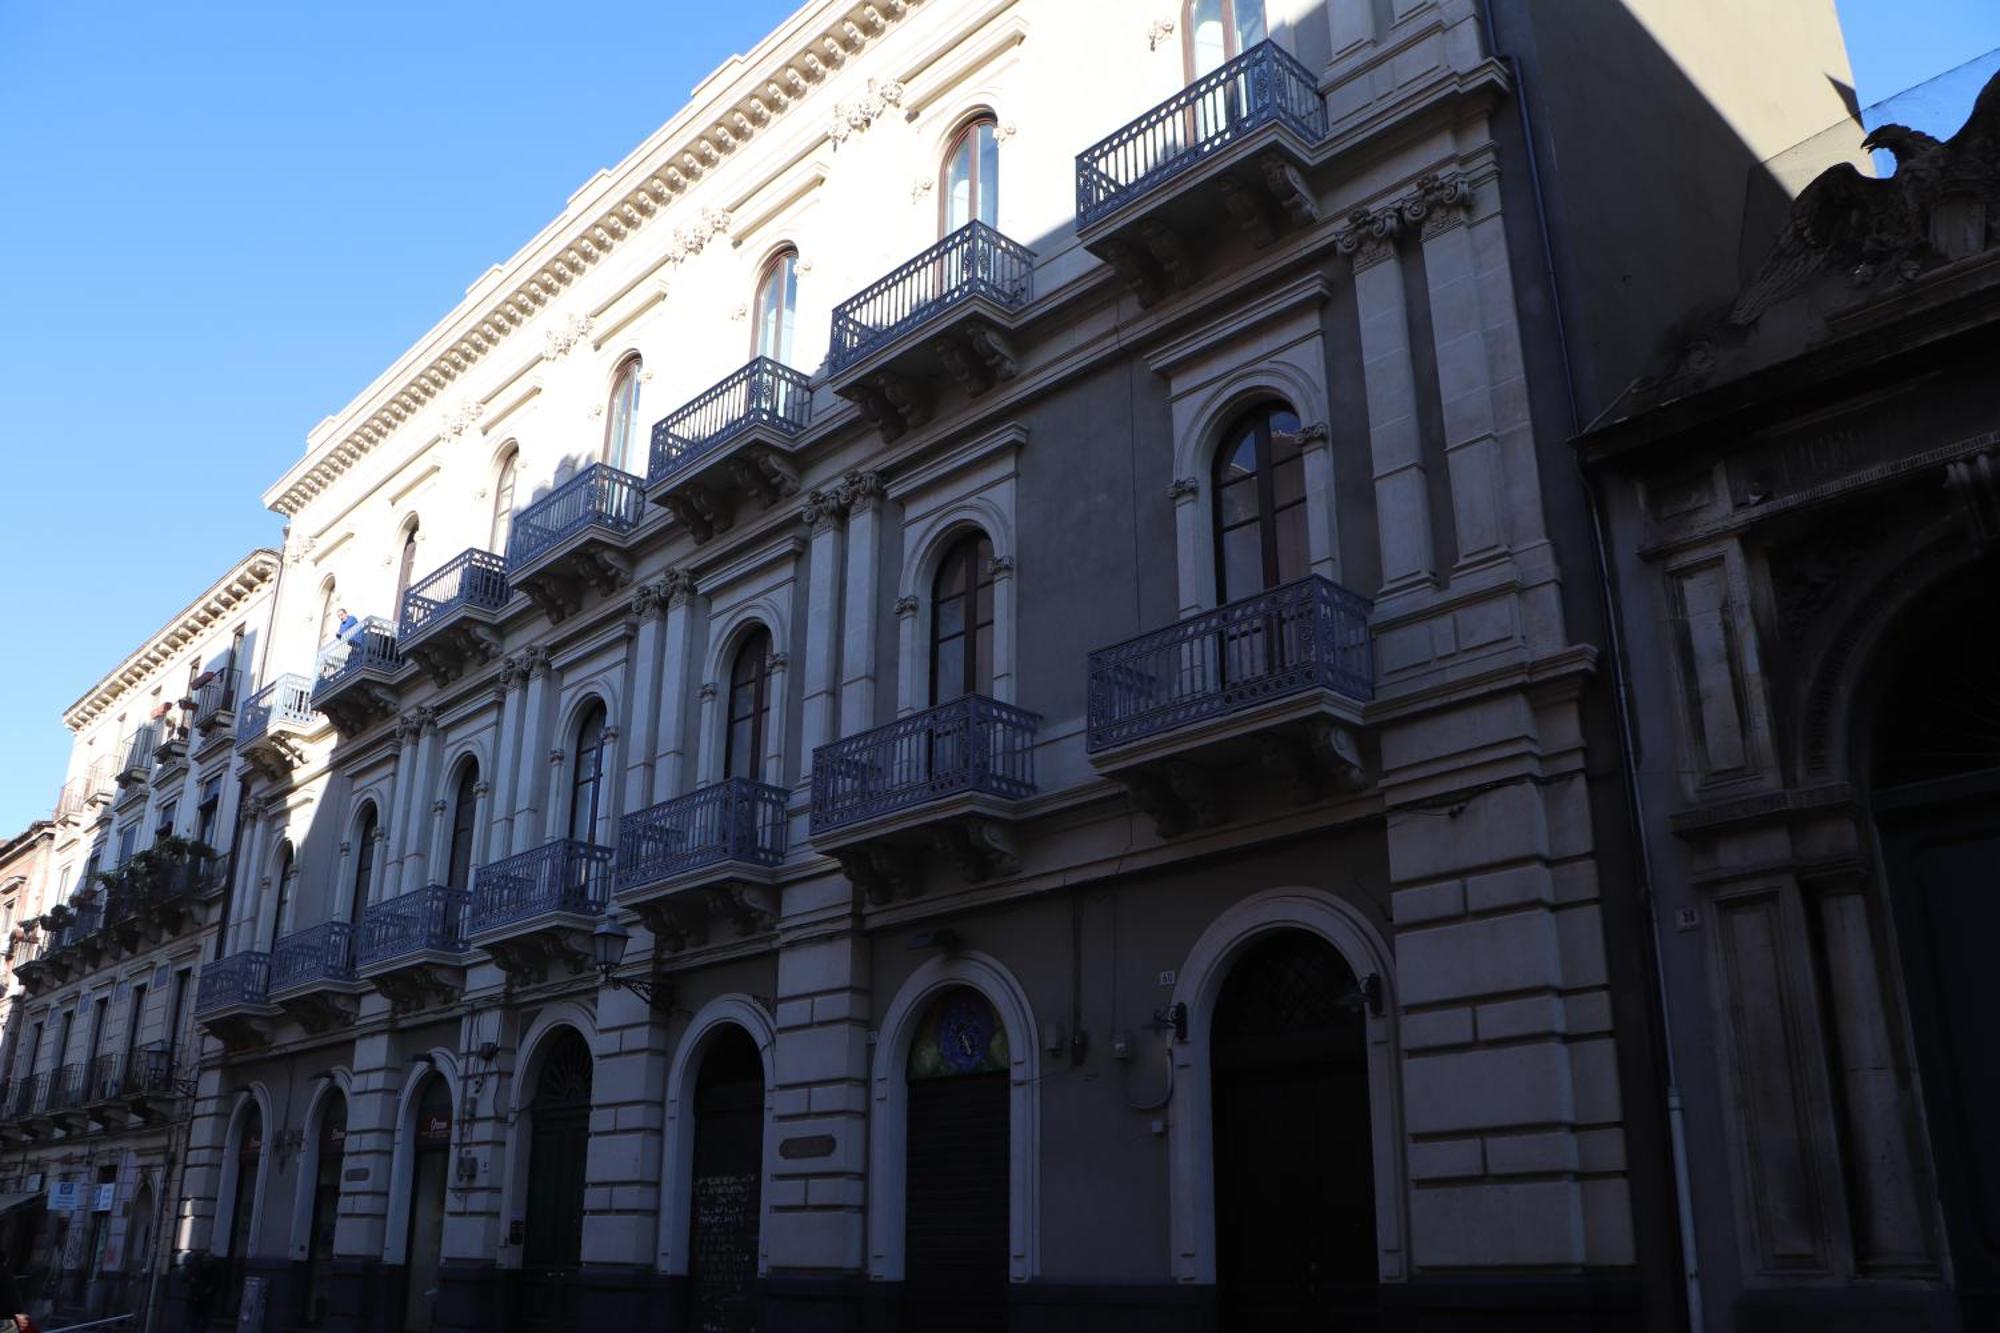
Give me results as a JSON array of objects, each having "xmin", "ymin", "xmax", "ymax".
[{"xmin": 0, "ymin": 1193, "xmax": 43, "ymax": 1220}]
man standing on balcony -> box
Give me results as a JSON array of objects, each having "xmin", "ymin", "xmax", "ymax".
[{"xmin": 333, "ymin": 609, "xmax": 357, "ymax": 643}]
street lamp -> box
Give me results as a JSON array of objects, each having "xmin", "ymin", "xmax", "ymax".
[{"xmin": 591, "ymin": 917, "xmax": 671, "ymax": 1011}]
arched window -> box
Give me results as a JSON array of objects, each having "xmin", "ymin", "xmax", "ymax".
[
  {"xmin": 524, "ymin": 1029, "xmax": 594, "ymax": 1293},
  {"xmin": 569, "ymin": 703, "xmax": 608, "ymax": 845},
  {"xmin": 394, "ymin": 519, "xmax": 420, "ymax": 615},
  {"xmin": 1186, "ymin": 0, "xmax": 1265, "ymax": 78},
  {"xmin": 904, "ymin": 986, "xmax": 1010, "ymax": 1326},
  {"xmin": 753, "ymin": 250, "xmax": 798, "ymax": 365},
  {"xmin": 350, "ymin": 804, "xmax": 378, "ymax": 922},
  {"xmin": 303, "ymin": 1092, "xmax": 347, "ymax": 1326},
  {"xmin": 1212, "ymin": 402, "xmax": 1307, "ymax": 602},
  {"xmin": 221, "ymin": 1099, "xmax": 264, "ymax": 1315},
  {"xmin": 931, "ymin": 533, "xmax": 995, "ymax": 705},
  {"xmin": 491, "ymin": 447, "xmax": 518, "ymax": 553},
  {"xmin": 687, "ymin": 1028, "xmax": 765, "ymax": 1325},
  {"xmin": 317, "ymin": 580, "xmax": 339, "ymax": 646},
  {"xmin": 605, "ymin": 357, "xmax": 644, "ymax": 474},
  {"xmin": 446, "ymin": 762, "xmax": 481, "ymax": 890},
  {"xmin": 405, "ymin": 1075, "xmax": 453, "ymax": 1331},
  {"xmin": 941, "ymin": 116, "xmax": 999, "ymax": 233},
  {"xmin": 726, "ymin": 629, "xmax": 773, "ymax": 782},
  {"xmin": 270, "ymin": 843, "xmax": 295, "ymax": 950}
]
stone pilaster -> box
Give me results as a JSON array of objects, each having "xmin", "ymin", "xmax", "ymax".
[
  {"xmin": 510, "ymin": 648, "xmax": 553, "ymax": 854},
  {"xmin": 766, "ymin": 931, "xmax": 871, "ymax": 1273},
  {"xmin": 836, "ymin": 472, "xmax": 884, "ymax": 735},
  {"xmin": 798, "ymin": 492, "xmax": 847, "ymax": 776},
  {"xmin": 401, "ymin": 709, "xmax": 439, "ymax": 892},
  {"xmin": 621, "ymin": 580, "xmax": 672, "ymax": 815},
  {"xmin": 487, "ymin": 657, "xmax": 525, "ymax": 864},
  {"xmin": 581, "ymin": 986, "xmax": 667, "ymax": 1272},
  {"xmin": 651, "ymin": 573, "xmax": 698, "ymax": 804}
]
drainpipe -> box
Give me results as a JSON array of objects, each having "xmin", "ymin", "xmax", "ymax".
[{"xmin": 1474, "ymin": 3, "xmax": 1704, "ymax": 1329}]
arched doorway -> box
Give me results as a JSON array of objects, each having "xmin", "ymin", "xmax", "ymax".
[
  {"xmin": 221, "ymin": 1101, "xmax": 263, "ymax": 1318},
  {"xmin": 1211, "ymin": 929, "xmax": 1376, "ymax": 1326},
  {"xmin": 303, "ymin": 1093, "xmax": 346, "ymax": 1326},
  {"xmin": 903, "ymin": 987, "xmax": 1009, "ymax": 1331},
  {"xmin": 521, "ymin": 1029, "xmax": 592, "ymax": 1332},
  {"xmin": 125, "ymin": 1180, "xmax": 155, "ymax": 1314},
  {"xmin": 1867, "ymin": 561, "xmax": 2000, "ymax": 1321},
  {"xmin": 403, "ymin": 1075, "xmax": 452, "ymax": 1332},
  {"xmin": 686, "ymin": 1028, "xmax": 764, "ymax": 1333}
]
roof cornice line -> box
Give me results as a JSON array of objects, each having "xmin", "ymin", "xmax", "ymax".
[
  {"xmin": 63, "ymin": 549, "xmax": 283, "ymax": 731},
  {"xmin": 266, "ymin": 0, "xmax": 927, "ymax": 520}
]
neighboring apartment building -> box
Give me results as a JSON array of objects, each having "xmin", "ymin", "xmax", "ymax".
[
  {"xmin": 0, "ymin": 551, "xmax": 278, "ymax": 1323},
  {"xmin": 1579, "ymin": 71, "xmax": 2000, "ymax": 1333},
  {"xmin": 0, "ymin": 2, "xmax": 1866, "ymax": 1332}
]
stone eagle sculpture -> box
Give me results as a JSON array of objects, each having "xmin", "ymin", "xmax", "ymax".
[{"xmin": 1730, "ymin": 65, "xmax": 2000, "ymax": 325}]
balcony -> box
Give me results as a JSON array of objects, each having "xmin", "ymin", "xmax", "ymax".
[
  {"xmin": 506, "ymin": 463, "xmax": 644, "ymax": 623},
  {"xmin": 99, "ymin": 850, "xmax": 209, "ymax": 953},
  {"xmin": 1085, "ymin": 575, "xmax": 1373, "ymax": 835},
  {"xmin": 645, "ymin": 358, "xmax": 813, "ymax": 543},
  {"xmin": 827, "ymin": 221, "xmax": 1035, "ymax": 440},
  {"xmin": 809, "ymin": 695, "xmax": 1038, "ymax": 902},
  {"xmin": 53, "ymin": 766, "xmax": 111, "ymax": 824},
  {"xmin": 45, "ymin": 1064, "xmax": 89, "ymax": 1128},
  {"xmin": 269, "ymin": 920, "xmax": 362, "ymax": 1029},
  {"xmin": 236, "ymin": 674, "xmax": 317, "ymax": 778},
  {"xmin": 190, "ymin": 667, "xmax": 241, "ymax": 741},
  {"xmin": 126, "ymin": 1045, "xmax": 187, "ymax": 1113},
  {"xmin": 614, "ymin": 778, "xmax": 788, "ymax": 951},
  {"xmin": 1075, "ymin": 40, "xmax": 1327, "ymax": 304},
  {"xmin": 114, "ymin": 722, "xmax": 161, "ymax": 789},
  {"xmin": 81, "ymin": 1054, "xmax": 134, "ymax": 1128},
  {"xmin": 195, "ymin": 949, "xmax": 277, "ymax": 1048},
  {"xmin": 313, "ymin": 618, "xmax": 403, "ymax": 736},
  {"xmin": 358, "ymin": 883, "xmax": 470, "ymax": 1010},
  {"xmin": 400, "ymin": 548, "xmax": 510, "ymax": 685},
  {"xmin": 468, "ymin": 840, "xmax": 611, "ymax": 982}
]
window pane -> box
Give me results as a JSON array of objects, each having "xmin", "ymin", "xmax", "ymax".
[
  {"xmin": 976, "ymin": 122, "xmax": 999, "ymax": 228},
  {"xmin": 1222, "ymin": 524, "xmax": 1262, "ymax": 600},
  {"xmin": 936, "ymin": 596, "xmax": 967, "ymax": 640},
  {"xmin": 1220, "ymin": 434, "xmax": 1257, "ymax": 482},
  {"xmin": 1275, "ymin": 502, "xmax": 1309, "ymax": 583},
  {"xmin": 1218, "ymin": 476, "xmax": 1261, "ymax": 527},
  {"xmin": 1191, "ymin": 0, "xmax": 1226, "ymax": 74},
  {"xmin": 756, "ymin": 255, "xmax": 796, "ymax": 364},
  {"xmin": 1273, "ymin": 454, "xmax": 1305, "ymax": 508},
  {"xmin": 934, "ymin": 639, "xmax": 965, "ymax": 702},
  {"xmin": 945, "ymin": 134, "xmax": 973, "ymax": 232},
  {"xmin": 1234, "ymin": 0, "xmax": 1266, "ymax": 51},
  {"xmin": 974, "ymin": 624, "xmax": 994, "ymax": 694}
]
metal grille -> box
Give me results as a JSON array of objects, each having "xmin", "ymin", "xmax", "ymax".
[
  {"xmin": 505, "ymin": 464, "xmax": 643, "ymax": 571},
  {"xmin": 1086, "ymin": 575, "xmax": 1372, "ymax": 752},
  {"xmin": 828, "ymin": 221, "xmax": 1035, "ymax": 372},
  {"xmin": 272, "ymin": 921, "xmax": 358, "ymax": 992},
  {"xmin": 400, "ymin": 548, "xmax": 509, "ymax": 645},
  {"xmin": 810, "ymin": 694, "xmax": 1038, "ymax": 834},
  {"xmin": 192, "ymin": 668, "xmax": 241, "ymax": 730},
  {"xmin": 614, "ymin": 777, "xmax": 788, "ymax": 892},
  {"xmin": 469, "ymin": 841, "xmax": 611, "ymax": 936},
  {"xmin": 313, "ymin": 618, "xmax": 400, "ymax": 701},
  {"xmin": 194, "ymin": 950, "xmax": 271, "ymax": 1014},
  {"xmin": 648, "ymin": 357, "xmax": 813, "ymax": 486},
  {"xmin": 358, "ymin": 884, "xmax": 469, "ymax": 968},
  {"xmin": 236, "ymin": 674, "xmax": 316, "ymax": 748},
  {"xmin": 1075, "ymin": 39, "xmax": 1327, "ymax": 228}
]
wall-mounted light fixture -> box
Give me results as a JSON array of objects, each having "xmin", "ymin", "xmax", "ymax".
[{"xmin": 591, "ymin": 918, "xmax": 672, "ymax": 1012}]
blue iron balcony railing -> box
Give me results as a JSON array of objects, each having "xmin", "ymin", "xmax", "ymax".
[
  {"xmin": 400, "ymin": 548, "xmax": 510, "ymax": 645},
  {"xmin": 271, "ymin": 921, "xmax": 359, "ymax": 993},
  {"xmin": 236, "ymin": 674, "xmax": 315, "ymax": 749},
  {"xmin": 615, "ymin": 777, "xmax": 788, "ymax": 893},
  {"xmin": 130, "ymin": 1044, "xmax": 182, "ymax": 1097},
  {"xmin": 313, "ymin": 618, "xmax": 401, "ymax": 703},
  {"xmin": 647, "ymin": 357, "xmax": 813, "ymax": 487},
  {"xmin": 116, "ymin": 722, "xmax": 161, "ymax": 781},
  {"xmin": 195, "ymin": 949, "xmax": 272, "ymax": 1015},
  {"xmin": 11, "ymin": 1073, "xmax": 47, "ymax": 1119},
  {"xmin": 87, "ymin": 1053, "xmax": 127, "ymax": 1103},
  {"xmin": 470, "ymin": 840, "xmax": 611, "ymax": 937},
  {"xmin": 1076, "ymin": 40, "xmax": 1327, "ymax": 229},
  {"xmin": 191, "ymin": 667, "xmax": 241, "ymax": 732},
  {"xmin": 829, "ymin": 221, "xmax": 1035, "ymax": 373},
  {"xmin": 1086, "ymin": 575, "xmax": 1373, "ymax": 753},
  {"xmin": 358, "ymin": 883, "xmax": 470, "ymax": 970},
  {"xmin": 505, "ymin": 463, "xmax": 644, "ymax": 572},
  {"xmin": 49, "ymin": 1063, "xmax": 87, "ymax": 1113},
  {"xmin": 811, "ymin": 695, "xmax": 1039, "ymax": 836}
]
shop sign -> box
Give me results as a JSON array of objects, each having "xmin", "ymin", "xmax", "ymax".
[{"xmin": 47, "ymin": 1181, "xmax": 83, "ymax": 1214}]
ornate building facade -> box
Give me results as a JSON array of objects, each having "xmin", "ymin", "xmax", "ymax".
[
  {"xmin": 0, "ymin": 1, "xmax": 1879, "ymax": 1330},
  {"xmin": 0, "ymin": 551, "xmax": 277, "ymax": 1323},
  {"xmin": 1579, "ymin": 71, "xmax": 2000, "ymax": 1333}
]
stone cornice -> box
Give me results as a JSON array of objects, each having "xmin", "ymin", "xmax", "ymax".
[
  {"xmin": 63, "ymin": 549, "xmax": 282, "ymax": 732},
  {"xmin": 265, "ymin": 0, "xmax": 931, "ymax": 520}
]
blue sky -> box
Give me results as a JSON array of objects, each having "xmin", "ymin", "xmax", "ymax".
[{"xmin": 1, "ymin": 0, "xmax": 1997, "ymax": 834}]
